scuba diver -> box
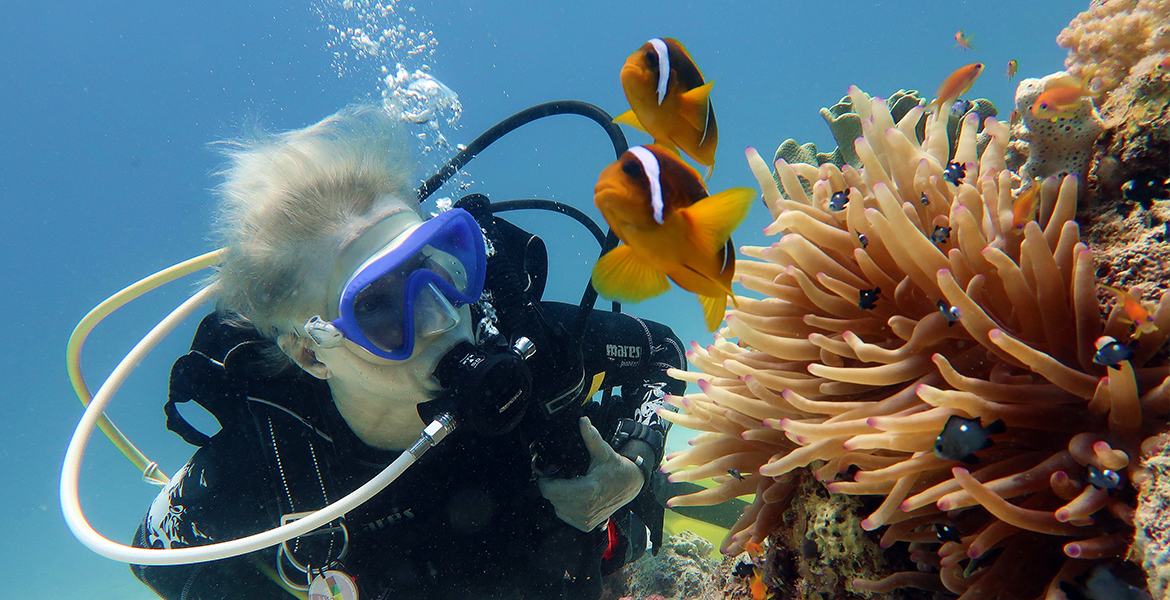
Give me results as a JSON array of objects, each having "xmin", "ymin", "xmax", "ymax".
[{"xmin": 126, "ymin": 104, "xmax": 687, "ymax": 600}]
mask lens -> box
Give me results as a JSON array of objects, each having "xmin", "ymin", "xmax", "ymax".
[{"xmin": 335, "ymin": 209, "xmax": 486, "ymax": 360}]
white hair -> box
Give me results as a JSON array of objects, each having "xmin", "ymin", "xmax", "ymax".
[{"xmin": 210, "ymin": 105, "xmax": 420, "ymax": 341}]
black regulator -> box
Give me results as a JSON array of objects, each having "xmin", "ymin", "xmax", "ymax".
[{"xmin": 415, "ymin": 101, "xmax": 631, "ymax": 479}]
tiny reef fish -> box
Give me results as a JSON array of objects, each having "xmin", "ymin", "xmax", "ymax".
[
  {"xmin": 933, "ymin": 415, "xmax": 1005, "ymax": 464},
  {"xmin": 928, "ymin": 63, "xmax": 984, "ymax": 117},
  {"xmin": 954, "ymin": 30, "xmax": 977, "ymax": 50},
  {"xmin": 942, "ymin": 161, "xmax": 967, "ymax": 186},
  {"xmin": 829, "ymin": 190, "xmax": 849, "ymax": 211},
  {"xmin": 743, "ymin": 541, "xmax": 764, "ymax": 563},
  {"xmin": 1098, "ymin": 284, "xmax": 1159, "ymax": 337},
  {"xmin": 1093, "ymin": 336, "xmax": 1135, "ymax": 369},
  {"xmin": 1006, "ymin": 59, "xmax": 1019, "ymax": 81},
  {"xmin": 937, "ymin": 300, "xmax": 962, "ymax": 326},
  {"xmin": 591, "ymin": 144, "xmax": 756, "ymax": 331},
  {"xmin": 750, "ymin": 568, "xmax": 768, "ymax": 600},
  {"xmin": 1031, "ymin": 70, "xmax": 1098, "ymax": 122},
  {"xmin": 616, "ymin": 38, "xmax": 718, "ymax": 176},
  {"xmin": 1085, "ymin": 464, "xmax": 1124, "ymax": 492},
  {"xmin": 934, "ymin": 522, "xmax": 963, "ymax": 543},
  {"xmin": 727, "ymin": 468, "xmax": 747, "ymax": 480},
  {"xmin": 1012, "ymin": 182, "xmax": 1041, "ymax": 229},
  {"xmin": 858, "ymin": 287, "xmax": 881, "ymax": 310}
]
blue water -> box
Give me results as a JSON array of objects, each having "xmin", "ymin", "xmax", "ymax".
[{"xmin": 1, "ymin": 1, "xmax": 1077, "ymax": 595}]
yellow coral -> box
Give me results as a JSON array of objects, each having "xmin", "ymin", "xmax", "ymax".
[
  {"xmin": 1057, "ymin": 0, "xmax": 1170, "ymax": 99},
  {"xmin": 660, "ymin": 89, "xmax": 1170, "ymax": 597}
]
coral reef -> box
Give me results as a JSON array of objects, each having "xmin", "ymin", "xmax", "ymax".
[
  {"xmin": 1057, "ymin": 0, "xmax": 1170, "ymax": 100},
  {"xmin": 604, "ymin": 531, "xmax": 726, "ymax": 600},
  {"xmin": 659, "ymin": 86, "xmax": 1170, "ymax": 597},
  {"xmin": 761, "ymin": 471, "xmax": 931, "ymax": 599},
  {"xmin": 1081, "ymin": 54, "xmax": 1170, "ymax": 292},
  {"xmin": 774, "ymin": 88, "xmax": 996, "ymax": 196},
  {"xmin": 1008, "ymin": 72, "xmax": 1106, "ymax": 185}
]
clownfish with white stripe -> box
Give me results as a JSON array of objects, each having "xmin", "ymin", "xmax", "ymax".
[
  {"xmin": 591, "ymin": 144, "xmax": 756, "ymax": 331},
  {"xmin": 615, "ymin": 38, "xmax": 718, "ymax": 177}
]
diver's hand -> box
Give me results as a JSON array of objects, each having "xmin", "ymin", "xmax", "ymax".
[{"xmin": 537, "ymin": 417, "xmax": 644, "ymax": 532}]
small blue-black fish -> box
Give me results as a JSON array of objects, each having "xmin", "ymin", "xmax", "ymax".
[
  {"xmin": 920, "ymin": 192, "xmax": 930, "ymax": 206},
  {"xmin": 1121, "ymin": 176, "xmax": 1169, "ymax": 211},
  {"xmin": 829, "ymin": 190, "xmax": 849, "ymax": 211},
  {"xmin": 1093, "ymin": 336, "xmax": 1135, "ymax": 369},
  {"xmin": 1085, "ymin": 464, "xmax": 1123, "ymax": 492},
  {"xmin": 931, "ymin": 226, "xmax": 952, "ymax": 244},
  {"xmin": 934, "ymin": 522, "xmax": 963, "ymax": 543},
  {"xmin": 727, "ymin": 469, "xmax": 747, "ymax": 480},
  {"xmin": 943, "ymin": 161, "xmax": 967, "ymax": 186},
  {"xmin": 938, "ymin": 300, "xmax": 962, "ymax": 326},
  {"xmin": 857, "ymin": 232, "xmax": 869, "ymax": 248},
  {"xmin": 859, "ymin": 287, "xmax": 881, "ymax": 310},
  {"xmin": 1059, "ymin": 565, "xmax": 1153, "ymax": 600},
  {"xmin": 933, "ymin": 415, "xmax": 1005, "ymax": 464}
]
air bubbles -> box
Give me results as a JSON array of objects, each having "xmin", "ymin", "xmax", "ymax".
[{"xmin": 318, "ymin": 0, "xmax": 463, "ymax": 187}]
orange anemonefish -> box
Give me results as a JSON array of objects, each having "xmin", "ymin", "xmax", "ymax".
[
  {"xmin": 591, "ymin": 144, "xmax": 756, "ymax": 331},
  {"xmin": 615, "ymin": 38, "xmax": 718, "ymax": 176},
  {"xmin": 1099, "ymin": 284, "xmax": 1159, "ymax": 337},
  {"xmin": 928, "ymin": 63, "xmax": 984, "ymax": 117}
]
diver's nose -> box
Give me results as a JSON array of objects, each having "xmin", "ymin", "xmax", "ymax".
[{"xmin": 414, "ymin": 283, "xmax": 460, "ymax": 338}]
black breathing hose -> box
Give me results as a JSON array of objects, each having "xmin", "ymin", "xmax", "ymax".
[{"xmin": 414, "ymin": 100, "xmax": 628, "ymax": 347}]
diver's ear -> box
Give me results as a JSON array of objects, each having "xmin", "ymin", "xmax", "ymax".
[{"xmin": 277, "ymin": 331, "xmax": 332, "ymax": 379}]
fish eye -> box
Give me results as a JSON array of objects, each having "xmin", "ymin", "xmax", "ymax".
[{"xmin": 621, "ymin": 160, "xmax": 642, "ymax": 177}]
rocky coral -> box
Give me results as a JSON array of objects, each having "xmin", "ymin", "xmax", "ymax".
[
  {"xmin": 604, "ymin": 531, "xmax": 726, "ymax": 600},
  {"xmin": 1057, "ymin": 0, "xmax": 1170, "ymax": 99},
  {"xmin": 1009, "ymin": 72, "xmax": 1106, "ymax": 184},
  {"xmin": 659, "ymin": 87, "xmax": 1170, "ymax": 597}
]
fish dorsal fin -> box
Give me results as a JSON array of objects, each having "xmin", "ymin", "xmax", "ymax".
[
  {"xmin": 591, "ymin": 244, "xmax": 670, "ymax": 303},
  {"xmin": 681, "ymin": 186, "xmax": 756, "ymax": 255},
  {"xmin": 663, "ymin": 38, "xmax": 705, "ymax": 91},
  {"xmin": 678, "ymin": 81, "xmax": 714, "ymax": 133},
  {"xmin": 613, "ymin": 110, "xmax": 647, "ymax": 133}
]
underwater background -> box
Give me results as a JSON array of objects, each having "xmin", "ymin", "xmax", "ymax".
[{"xmin": 0, "ymin": 1, "xmax": 1080, "ymax": 596}]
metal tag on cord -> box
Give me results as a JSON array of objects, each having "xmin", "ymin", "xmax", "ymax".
[{"xmin": 308, "ymin": 569, "xmax": 358, "ymax": 600}]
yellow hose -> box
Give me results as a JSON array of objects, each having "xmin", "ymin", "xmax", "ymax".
[{"xmin": 66, "ymin": 249, "xmax": 226, "ymax": 486}]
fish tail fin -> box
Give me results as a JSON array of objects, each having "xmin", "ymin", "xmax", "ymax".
[
  {"xmin": 682, "ymin": 186, "xmax": 757, "ymax": 255},
  {"xmin": 613, "ymin": 110, "xmax": 647, "ymax": 133},
  {"xmin": 703, "ymin": 163, "xmax": 715, "ymax": 182},
  {"xmin": 985, "ymin": 419, "xmax": 1006, "ymax": 435},
  {"xmin": 591, "ymin": 244, "xmax": 670, "ymax": 303},
  {"xmin": 698, "ymin": 293, "xmax": 727, "ymax": 331},
  {"xmin": 678, "ymin": 81, "xmax": 714, "ymax": 132}
]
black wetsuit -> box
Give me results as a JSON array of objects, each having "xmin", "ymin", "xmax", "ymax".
[{"xmin": 131, "ymin": 300, "xmax": 685, "ymax": 600}]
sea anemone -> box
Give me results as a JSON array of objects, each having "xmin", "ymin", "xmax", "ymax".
[{"xmin": 659, "ymin": 87, "xmax": 1170, "ymax": 597}]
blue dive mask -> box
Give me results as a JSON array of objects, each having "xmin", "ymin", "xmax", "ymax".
[{"xmin": 304, "ymin": 208, "xmax": 486, "ymax": 360}]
